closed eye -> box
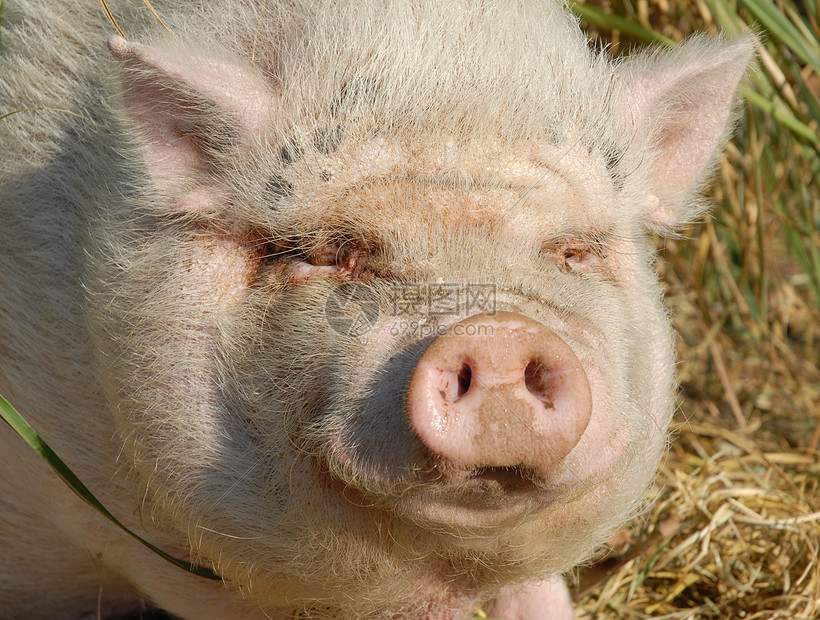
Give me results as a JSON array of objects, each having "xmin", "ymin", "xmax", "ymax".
[
  {"xmin": 542, "ymin": 234, "xmax": 610, "ymax": 273},
  {"xmin": 262, "ymin": 237, "xmax": 366, "ymax": 283}
]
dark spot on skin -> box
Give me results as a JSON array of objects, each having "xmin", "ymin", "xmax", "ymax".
[
  {"xmin": 265, "ymin": 175, "xmax": 293, "ymax": 203},
  {"xmin": 313, "ymin": 125, "xmax": 343, "ymax": 155},
  {"xmin": 332, "ymin": 78, "xmax": 379, "ymax": 114},
  {"xmin": 580, "ymin": 136, "xmax": 625, "ymax": 191},
  {"xmin": 605, "ymin": 154, "xmax": 624, "ymax": 190},
  {"xmin": 602, "ymin": 142, "xmax": 625, "ymax": 191},
  {"xmin": 332, "ymin": 82, "xmax": 355, "ymax": 115},
  {"xmin": 544, "ymin": 125, "xmax": 565, "ymax": 146},
  {"xmin": 280, "ymin": 139, "xmax": 301, "ymax": 165}
]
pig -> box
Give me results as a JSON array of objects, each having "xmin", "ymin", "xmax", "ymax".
[{"xmin": 0, "ymin": 1, "xmax": 754, "ymax": 618}]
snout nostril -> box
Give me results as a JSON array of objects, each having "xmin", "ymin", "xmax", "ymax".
[
  {"xmin": 524, "ymin": 360, "xmax": 556, "ymax": 408},
  {"xmin": 407, "ymin": 311, "xmax": 592, "ymax": 482},
  {"xmin": 456, "ymin": 362, "xmax": 472, "ymax": 399}
]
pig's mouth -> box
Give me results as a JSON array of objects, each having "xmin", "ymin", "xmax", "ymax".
[
  {"xmin": 390, "ymin": 481, "xmax": 551, "ymax": 530},
  {"xmin": 467, "ymin": 464, "xmax": 538, "ymax": 493},
  {"xmin": 324, "ymin": 427, "xmax": 564, "ymax": 529},
  {"xmin": 379, "ymin": 461, "xmax": 566, "ymax": 530},
  {"xmin": 428, "ymin": 460, "xmax": 546, "ymax": 496}
]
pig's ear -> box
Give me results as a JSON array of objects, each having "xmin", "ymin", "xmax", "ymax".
[
  {"xmin": 108, "ymin": 36, "xmax": 274, "ymax": 212},
  {"xmin": 616, "ymin": 36, "xmax": 755, "ymax": 230}
]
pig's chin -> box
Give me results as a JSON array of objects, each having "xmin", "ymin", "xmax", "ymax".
[
  {"xmin": 323, "ymin": 429, "xmax": 607, "ymax": 534},
  {"xmin": 388, "ymin": 472, "xmax": 559, "ymax": 531}
]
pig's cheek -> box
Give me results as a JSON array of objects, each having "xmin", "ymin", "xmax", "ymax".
[
  {"xmin": 319, "ymin": 323, "xmax": 426, "ymax": 487},
  {"xmin": 182, "ymin": 233, "xmax": 260, "ymax": 310},
  {"xmin": 553, "ymin": 356, "xmax": 630, "ymax": 486},
  {"xmin": 552, "ymin": 248, "xmax": 662, "ymax": 484}
]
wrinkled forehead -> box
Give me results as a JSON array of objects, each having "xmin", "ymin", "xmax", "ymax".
[{"xmin": 282, "ymin": 133, "xmax": 622, "ymax": 232}]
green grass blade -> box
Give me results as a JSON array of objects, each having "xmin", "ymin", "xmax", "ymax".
[
  {"xmin": 0, "ymin": 107, "xmax": 92, "ymax": 122},
  {"xmin": 744, "ymin": 88, "xmax": 820, "ymax": 146},
  {"xmin": 0, "ymin": 393, "xmax": 222, "ymax": 581},
  {"xmin": 707, "ymin": 0, "xmax": 751, "ymax": 35},
  {"xmin": 570, "ymin": 2, "xmax": 678, "ymax": 47},
  {"xmin": 740, "ymin": 0, "xmax": 820, "ymax": 72},
  {"xmin": 790, "ymin": 60, "xmax": 820, "ymax": 122},
  {"xmin": 782, "ymin": 2, "xmax": 820, "ymax": 46}
]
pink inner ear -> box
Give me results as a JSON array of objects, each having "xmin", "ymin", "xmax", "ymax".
[
  {"xmin": 118, "ymin": 77, "xmax": 206, "ymax": 206},
  {"xmin": 617, "ymin": 37, "xmax": 755, "ymax": 228},
  {"xmin": 108, "ymin": 36, "xmax": 276, "ymax": 212}
]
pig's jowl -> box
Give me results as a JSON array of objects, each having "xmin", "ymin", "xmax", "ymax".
[{"xmin": 0, "ymin": 2, "xmax": 754, "ymax": 619}]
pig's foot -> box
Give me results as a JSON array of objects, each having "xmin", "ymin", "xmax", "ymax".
[{"xmin": 485, "ymin": 576, "xmax": 573, "ymax": 620}]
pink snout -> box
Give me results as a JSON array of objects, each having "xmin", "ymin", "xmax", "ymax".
[{"xmin": 405, "ymin": 311, "xmax": 592, "ymax": 481}]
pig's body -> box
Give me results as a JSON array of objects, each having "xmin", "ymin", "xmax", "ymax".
[{"xmin": 0, "ymin": 1, "xmax": 752, "ymax": 618}]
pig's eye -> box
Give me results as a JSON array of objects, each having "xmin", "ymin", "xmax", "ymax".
[
  {"xmin": 563, "ymin": 247, "xmax": 586, "ymax": 266},
  {"xmin": 262, "ymin": 238, "xmax": 365, "ymax": 283},
  {"xmin": 561, "ymin": 243, "xmax": 606, "ymax": 272},
  {"xmin": 267, "ymin": 241, "xmax": 344, "ymax": 267},
  {"xmin": 306, "ymin": 244, "xmax": 344, "ymax": 267},
  {"xmin": 542, "ymin": 238, "xmax": 608, "ymax": 273}
]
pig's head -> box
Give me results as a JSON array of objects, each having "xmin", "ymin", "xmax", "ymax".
[{"xmin": 91, "ymin": 2, "xmax": 754, "ymax": 615}]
